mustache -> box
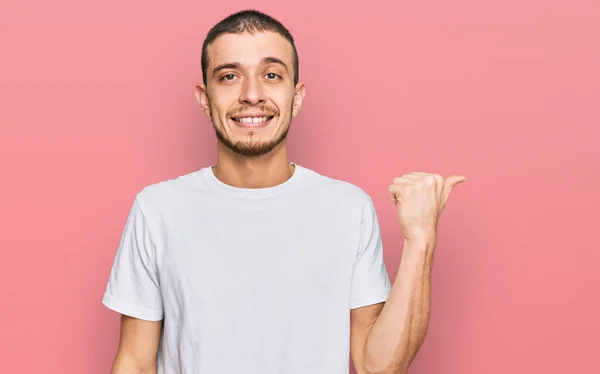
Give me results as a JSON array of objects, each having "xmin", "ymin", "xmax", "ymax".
[{"xmin": 227, "ymin": 105, "xmax": 278, "ymax": 117}]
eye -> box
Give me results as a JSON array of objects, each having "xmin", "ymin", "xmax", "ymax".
[
  {"xmin": 220, "ymin": 73, "xmax": 237, "ymax": 81},
  {"xmin": 266, "ymin": 73, "xmax": 280, "ymax": 80}
]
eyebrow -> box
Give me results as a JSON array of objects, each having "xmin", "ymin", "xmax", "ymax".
[
  {"xmin": 262, "ymin": 57, "xmax": 288, "ymax": 69},
  {"xmin": 212, "ymin": 57, "xmax": 289, "ymax": 77}
]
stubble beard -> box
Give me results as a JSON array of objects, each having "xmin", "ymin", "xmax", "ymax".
[{"xmin": 211, "ymin": 103, "xmax": 294, "ymax": 157}]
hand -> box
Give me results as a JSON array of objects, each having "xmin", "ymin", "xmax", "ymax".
[{"xmin": 388, "ymin": 172, "xmax": 467, "ymax": 242}]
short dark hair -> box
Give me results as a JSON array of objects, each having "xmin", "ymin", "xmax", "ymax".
[{"xmin": 201, "ymin": 9, "xmax": 299, "ymax": 86}]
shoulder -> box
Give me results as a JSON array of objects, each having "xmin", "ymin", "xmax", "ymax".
[
  {"xmin": 132, "ymin": 167, "xmax": 210, "ymax": 213},
  {"xmin": 296, "ymin": 164, "xmax": 374, "ymax": 209}
]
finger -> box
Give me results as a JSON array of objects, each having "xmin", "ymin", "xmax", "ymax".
[
  {"xmin": 402, "ymin": 173, "xmax": 443, "ymax": 192},
  {"xmin": 388, "ymin": 184, "xmax": 405, "ymax": 204},
  {"xmin": 393, "ymin": 176, "xmax": 417, "ymax": 185},
  {"xmin": 407, "ymin": 172, "xmax": 444, "ymax": 184},
  {"xmin": 399, "ymin": 174, "xmax": 422, "ymax": 182},
  {"xmin": 445, "ymin": 175, "xmax": 468, "ymax": 188},
  {"xmin": 388, "ymin": 192, "xmax": 401, "ymax": 204},
  {"xmin": 442, "ymin": 175, "xmax": 467, "ymax": 203}
]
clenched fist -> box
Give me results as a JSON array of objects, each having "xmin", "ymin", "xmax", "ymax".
[{"xmin": 388, "ymin": 172, "xmax": 467, "ymax": 242}]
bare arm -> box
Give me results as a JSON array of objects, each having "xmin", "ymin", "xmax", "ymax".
[
  {"xmin": 110, "ymin": 315, "xmax": 163, "ymax": 374},
  {"xmin": 351, "ymin": 236, "xmax": 435, "ymax": 374},
  {"xmin": 350, "ymin": 301, "xmax": 385, "ymax": 374},
  {"xmin": 351, "ymin": 172, "xmax": 465, "ymax": 373}
]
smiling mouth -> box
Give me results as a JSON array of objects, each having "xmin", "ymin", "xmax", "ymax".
[{"xmin": 231, "ymin": 115, "xmax": 275, "ymax": 125}]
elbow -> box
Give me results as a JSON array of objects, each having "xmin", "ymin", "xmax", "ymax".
[
  {"xmin": 362, "ymin": 367, "xmax": 409, "ymax": 374},
  {"xmin": 362, "ymin": 359, "xmax": 409, "ymax": 374},
  {"xmin": 110, "ymin": 365, "xmax": 156, "ymax": 374},
  {"xmin": 110, "ymin": 357, "xmax": 157, "ymax": 374},
  {"xmin": 362, "ymin": 350, "xmax": 412, "ymax": 374},
  {"xmin": 111, "ymin": 368, "xmax": 156, "ymax": 374}
]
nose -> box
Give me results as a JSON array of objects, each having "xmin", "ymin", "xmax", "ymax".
[{"xmin": 239, "ymin": 77, "xmax": 266, "ymax": 105}]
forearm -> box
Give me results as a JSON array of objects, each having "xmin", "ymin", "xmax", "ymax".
[{"xmin": 363, "ymin": 235, "xmax": 436, "ymax": 374}]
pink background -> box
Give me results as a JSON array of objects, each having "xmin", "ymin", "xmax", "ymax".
[{"xmin": 1, "ymin": 0, "xmax": 599, "ymax": 373}]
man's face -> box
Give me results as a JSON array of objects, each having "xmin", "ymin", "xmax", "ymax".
[{"xmin": 195, "ymin": 31, "xmax": 305, "ymax": 157}]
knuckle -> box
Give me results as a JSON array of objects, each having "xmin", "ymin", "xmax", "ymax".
[{"xmin": 424, "ymin": 175, "xmax": 437, "ymax": 186}]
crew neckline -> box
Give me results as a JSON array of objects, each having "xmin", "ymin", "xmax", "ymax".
[{"xmin": 202, "ymin": 162, "xmax": 304, "ymax": 199}]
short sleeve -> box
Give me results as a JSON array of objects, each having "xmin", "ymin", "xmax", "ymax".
[
  {"xmin": 102, "ymin": 196, "xmax": 164, "ymax": 321},
  {"xmin": 350, "ymin": 196, "xmax": 392, "ymax": 309}
]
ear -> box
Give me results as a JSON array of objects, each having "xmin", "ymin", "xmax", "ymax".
[
  {"xmin": 194, "ymin": 84, "xmax": 211, "ymax": 118},
  {"xmin": 291, "ymin": 82, "xmax": 306, "ymax": 117}
]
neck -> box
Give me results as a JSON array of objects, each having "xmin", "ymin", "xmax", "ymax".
[{"xmin": 212, "ymin": 140, "xmax": 294, "ymax": 189}]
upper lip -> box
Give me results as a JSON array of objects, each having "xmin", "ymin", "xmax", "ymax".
[{"xmin": 231, "ymin": 113, "xmax": 275, "ymax": 118}]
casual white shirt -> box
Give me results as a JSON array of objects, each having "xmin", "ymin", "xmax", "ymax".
[{"xmin": 102, "ymin": 163, "xmax": 391, "ymax": 373}]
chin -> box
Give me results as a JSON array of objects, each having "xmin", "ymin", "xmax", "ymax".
[{"xmin": 214, "ymin": 123, "xmax": 290, "ymax": 157}]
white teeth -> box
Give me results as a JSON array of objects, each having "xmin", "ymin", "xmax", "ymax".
[{"xmin": 235, "ymin": 116, "xmax": 270, "ymax": 123}]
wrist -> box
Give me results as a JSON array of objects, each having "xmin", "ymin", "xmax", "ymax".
[
  {"xmin": 403, "ymin": 232, "xmax": 436, "ymax": 252},
  {"xmin": 404, "ymin": 229, "xmax": 436, "ymax": 244}
]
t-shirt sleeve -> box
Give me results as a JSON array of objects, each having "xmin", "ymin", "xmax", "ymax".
[
  {"xmin": 350, "ymin": 196, "xmax": 392, "ymax": 309},
  {"xmin": 102, "ymin": 196, "xmax": 164, "ymax": 321}
]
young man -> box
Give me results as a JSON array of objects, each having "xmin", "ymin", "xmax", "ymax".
[{"xmin": 102, "ymin": 9, "xmax": 466, "ymax": 374}]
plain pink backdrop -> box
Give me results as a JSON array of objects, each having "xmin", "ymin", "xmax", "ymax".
[{"xmin": 1, "ymin": 0, "xmax": 599, "ymax": 373}]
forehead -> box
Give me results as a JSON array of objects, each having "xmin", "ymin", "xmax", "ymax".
[{"xmin": 206, "ymin": 31, "xmax": 294, "ymax": 70}]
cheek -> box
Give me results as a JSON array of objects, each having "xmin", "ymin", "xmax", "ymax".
[
  {"xmin": 208, "ymin": 88, "xmax": 238, "ymax": 111},
  {"xmin": 270, "ymin": 90, "xmax": 296, "ymax": 113},
  {"xmin": 210, "ymin": 103, "xmax": 232, "ymax": 122}
]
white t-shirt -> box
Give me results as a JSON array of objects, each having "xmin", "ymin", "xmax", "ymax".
[{"xmin": 102, "ymin": 163, "xmax": 391, "ymax": 374}]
